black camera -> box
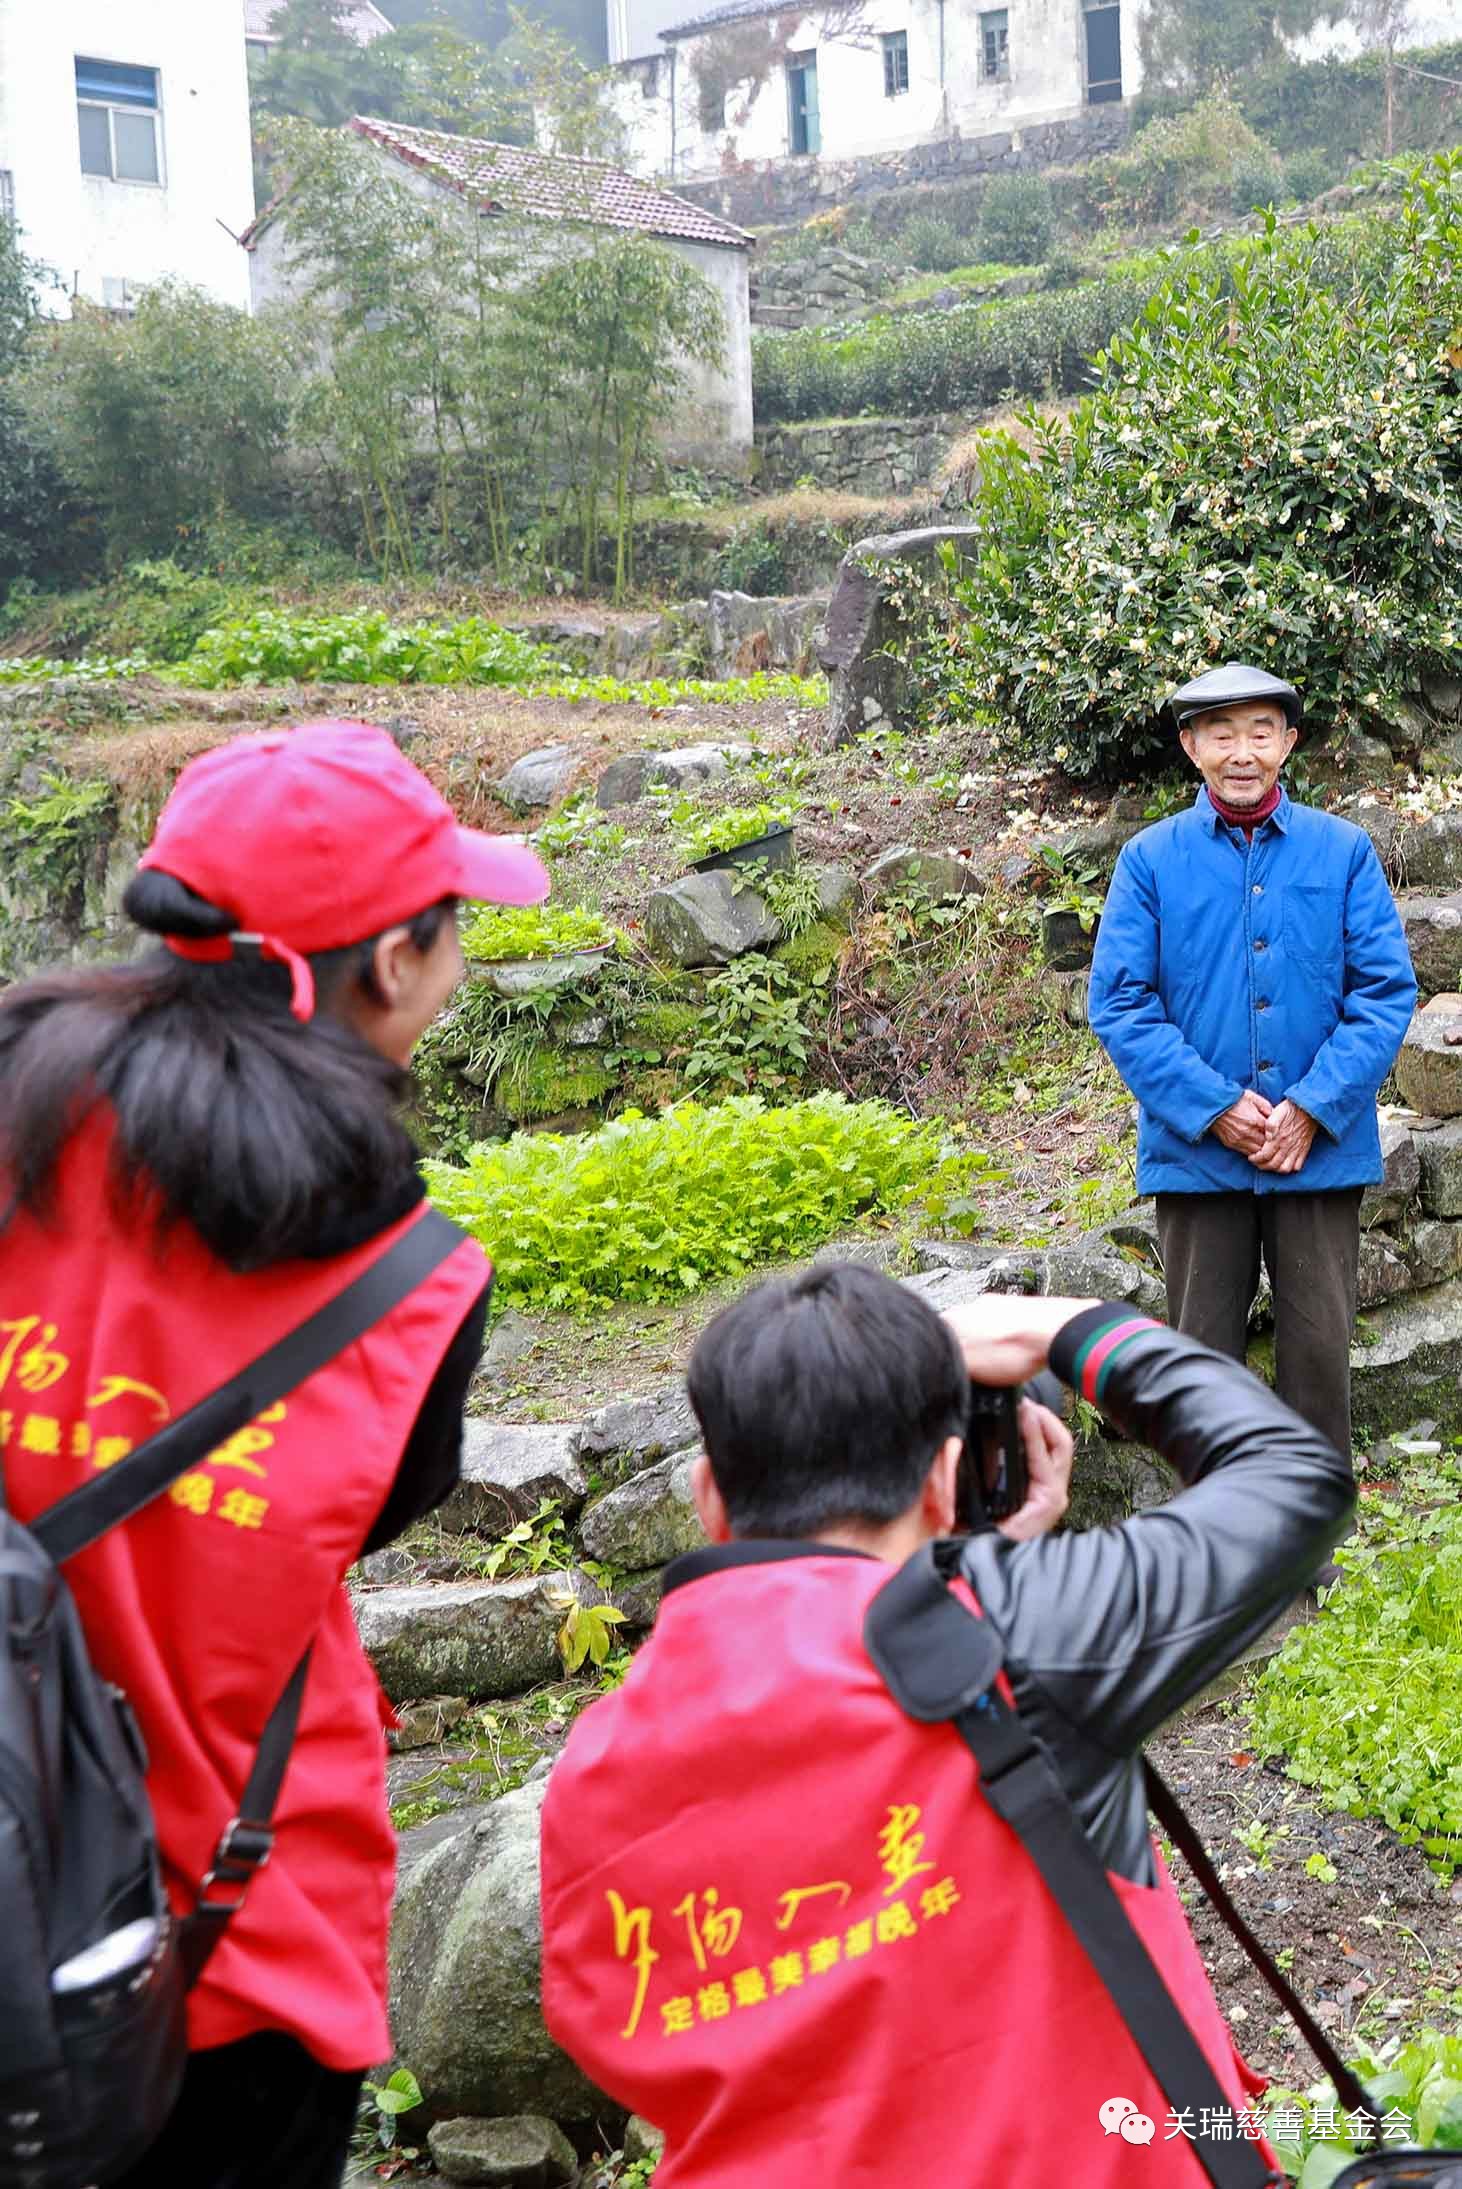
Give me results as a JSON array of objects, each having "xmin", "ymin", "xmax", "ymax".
[{"xmin": 955, "ymin": 1369, "xmax": 1067, "ymax": 1529}]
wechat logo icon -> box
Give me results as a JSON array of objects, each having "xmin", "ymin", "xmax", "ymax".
[{"xmin": 1099, "ymin": 2097, "xmax": 1156, "ymax": 2147}]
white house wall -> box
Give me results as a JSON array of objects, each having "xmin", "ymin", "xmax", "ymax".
[{"xmin": 0, "ymin": 0, "xmax": 255, "ymax": 316}]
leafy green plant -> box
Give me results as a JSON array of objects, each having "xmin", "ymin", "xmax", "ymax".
[
  {"xmin": 423, "ymin": 1094, "xmax": 978, "ymax": 1313},
  {"xmin": 1249, "ymin": 1462, "xmax": 1462, "ymax": 1877},
  {"xmin": 5, "ymin": 773, "xmax": 115, "ymax": 893},
  {"xmin": 749, "ymin": 861, "xmax": 828, "ymax": 941},
  {"xmin": 1258, "ymin": 2027, "xmax": 1462, "ymax": 2178},
  {"xmin": 533, "ymin": 794, "xmax": 629, "ymax": 860},
  {"xmin": 457, "ymin": 1497, "xmax": 578, "ymax": 1583},
  {"xmin": 1037, "ymin": 848, "xmax": 1106, "ymax": 934},
  {"xmin": 710, "ymin": 523, "xmax": 789, "ymax": 596},
  {"xmin": 180, "ymin": 607, "xmax": 561, "ymax": 687},
  {"xmin": 360, "ymin": 2067, "xmax": 423, "ymax": 2150},
  {"xmin": 678, "ymin": 801, "xmax": 798, "ymax": 864},
  {"xmin": 687, "ymin": 955, "xmax": 820, "ymax": 1092},
  {"xmin": 904, "ymin": 214, "xmax": 967, "ymax": 274},
  {"xmin": 461, "ymin": 903, "xmax": 616, "ymax": 963},
  {"xmin": 1233, "ymin": 1816, "xmax": 1288, "ymax": 1868},
  {"xmin": 553, "ymin": 1592, "xmax": 628, "ymax": 1673},
  {"xmin": 530, "ymin": 671, "xmax": 825, "ymax": 707},
  {"xmin": 0, "ymin": 654, "xmax": 151, "ymax": 685}
]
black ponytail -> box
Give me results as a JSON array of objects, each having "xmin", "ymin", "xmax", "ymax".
[{"xmin": 0, "ymin": 875, "xmax": 455, "ymax": 1271}]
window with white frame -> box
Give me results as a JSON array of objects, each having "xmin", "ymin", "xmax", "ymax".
[
  {"xmin": 882, "ymin": 30, "xmax": 910, "ymax": 97},
  {"xmin": 76, "ymin": 57, "xmax": 162, "ymax": 185},
  {"xmin": 980, "ymin": 9, "xmax": 1010, "ymax": 82}
]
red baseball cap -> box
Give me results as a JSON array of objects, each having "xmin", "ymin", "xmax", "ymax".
[{"xmin": 138, "ymin": 719, "xmax": 550, "ymax": 1020}]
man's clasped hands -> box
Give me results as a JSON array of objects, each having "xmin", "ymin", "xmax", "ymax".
[{"xmin": 1212, "ymin": 1090, "xmax": 1318, "ymax": 1175}]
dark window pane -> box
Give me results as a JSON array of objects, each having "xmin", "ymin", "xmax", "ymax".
[
  {"xmin": 113, "ymin": 110, "xmax": 160, "ymax": 183},
  {"xmin": 1084, "ymin": 5, "xmax": 1122, "ymax": 101},
  {"xmin": 75, "ymin": 57, "xmax": 158, "ymax": 108},
  {"xmin": 77, "ymin": 103, "xmax": 112, "ymax": 176},
  {"xmin": 883, "ymin": 32, "xmax": 908, "ymax": 96}
]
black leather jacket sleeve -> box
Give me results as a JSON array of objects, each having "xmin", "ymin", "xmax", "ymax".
[{"xmin": 956, "ymin": 1306, "xmax": 1356, "ymax": 1884}]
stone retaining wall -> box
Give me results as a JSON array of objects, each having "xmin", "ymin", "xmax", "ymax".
[
  {"xmin": 675, "ymin": 109, "xmax": 1132, "ymax": 228},
  {"xmin": 750, "ymin": 245, "xmax": 892, "ymax": 330},
  {"xmin": 755, "ymin": 412, "xmax": 966, "ymax": 495}
]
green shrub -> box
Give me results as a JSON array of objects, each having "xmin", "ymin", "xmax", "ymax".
[
  {"xmin": 1228, "ymin": 151, "xmax": 1284, "ymax": 219},
  {"xmin": 461, "ymin": 904, "xmax": 616, "ymax": 963},
  {"xmin": 903, "ymin": 214, "xmax": 966, "ymax": 274},
  {"xmin": 975, "ymin": 175, "xmax": 1055, "ymax": 268},
  {"xmin": 1281, "ymin": 145, "xmax": 1338, "ymax": 204},
  {"xmin": 1080, "ymin": 89, "xmax": 1278, "ymax": 226},
  {"xmin": 710, "ymin": 524, "xmax": 789, "ymax": 595},
  {"xmin": 422, "ymin": 1093, "xmax": 972, "ymax": 1312},
  {"xmin": 931, "ymin": 157, "xmax": 1462, "ymax": 781}
]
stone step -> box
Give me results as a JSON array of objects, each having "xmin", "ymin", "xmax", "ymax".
[
  {"xmin": 578, "ymin": 1449, "xmax": 702, "ymax": 1568},
  {"xmin": 436, "ymin": 1421, "xmax": 586, "ymax": 1536}
]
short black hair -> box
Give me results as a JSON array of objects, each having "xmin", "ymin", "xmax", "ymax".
[{"xmin": 686, "ymin": 1261, "xmax": 969, "ymax": 1538}]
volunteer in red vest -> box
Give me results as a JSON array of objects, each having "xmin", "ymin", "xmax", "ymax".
[
  {"xmin": 540, "ymin": 1262, "xmax": 1355, "ymax": 2186},
  {"xmin": 0, "ymin": 720, "xmax": 548, "ymax": 2189}
]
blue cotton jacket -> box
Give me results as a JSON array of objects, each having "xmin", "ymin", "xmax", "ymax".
[{"xmin": 1088, "ymin": 787, "xmax": 1416, "ymax": 1195}]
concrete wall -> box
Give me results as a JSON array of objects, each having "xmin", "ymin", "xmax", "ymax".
[{"xmin": 0, "ymin": 0, "xmax": 255, "ymax": 315}]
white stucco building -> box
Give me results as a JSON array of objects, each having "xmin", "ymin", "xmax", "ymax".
[
  {"xmin": 245, "ymin": 116, "xmax": 755, "ymax": 463},
  {"xmin": 607, "ymin": 0, "xmax": 1461, "ymax": 184},
  {"xmin": 608, "ymin": 0, "xmax": 1137, "ymax": 178},
  {"xmin": 0, "ymin": 0, "xmax": 256, "ymax": 315},
  {"xmin": 244, "ymin": 0, "xmax": 394, "ymax": 53}
]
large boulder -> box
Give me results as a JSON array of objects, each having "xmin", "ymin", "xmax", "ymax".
[
  {"xmin": 1360, "ymin": 1116, "xmax": 1420, "ymax": 1228},
  {"xmin": 1349, "ymin": 1277, "xmax": 1462, "ymax": 1439},
  {"xmin": 1397, "ymin": 892, "xmax": 1462, "ymax": 996},
  {"xmin": 910, "ymin": 1238, "xmax": 1167, "ymax": 1320},
  {"xmin": 644, "ymin": 871, "xmax": 780, "ymax": 967},
  {"xmin": 1357, "ymin": 1231, "xmax": 1412, "ymax": 1308},
  {"xmin": 1414, "ymin": 1117, "xmax": 1462, "ymax": 1217},
  {"xmin": 390, "ymin": 1779, "xmax": 609, "ymax": 2125},
  {"xmin": 436, "ymin": 1423, "xmax": 587, "ymax": 1536},
  {"xmin": 820, "ymin": 526, "xmax": 981, "ymax": 747},
  {"xmin": 578, "ymin": 1450, "xmax": 704, "ymax": 1568},
  {"xmin": 705, "ymin": 589, "xmax": 828, "ymax": 677},
  {"xmin": 1395, "ymin": 813, "xmax": 1462, "ymax": 890},
  {"xmin": 1401, "ymin": 1216, "xmax": 1462, "ymax": 1288},
  {"xmin": 578, "ymin": 1387, "xmax": 699, "ymax": 1486},
  {"xmin": 1394, "ymin": 1003, "xmax": 1462, "ymax": 1118},
  {"xmin": 595, "ymin": 740, "xmax": 752, "ymax": 808},
  {"xmin": 356, "ymin": 1573, "xmax": 607, "ymax": 1703},
  {"xmin": 493, "ymin": 746, "xmax": 580, "ymax": 813},
  {"xmin": 860, "ymin": 845, "xmax": 983, "ymax": 905}
]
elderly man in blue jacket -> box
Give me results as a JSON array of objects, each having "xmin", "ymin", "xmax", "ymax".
[{"xmin": 1089, "ymin": 663, "xmax": 1416, "ymax": 1480}]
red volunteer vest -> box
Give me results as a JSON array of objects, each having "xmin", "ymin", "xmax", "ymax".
[
  {"xmin": 0, "ymin": 1113, "xmax": 489, "ymax": 2069},
  {"xmin": 541, "ymin": 1554, "xmax": 1278, "ymax": 2186}
]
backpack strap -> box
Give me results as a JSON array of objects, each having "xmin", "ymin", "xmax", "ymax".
[
  {"xmin": 864, "ymin": 1544, "xmax": 1366, "ymax": 2188},
  {"xmin": 22, "ymin": 1203, "xmax": 467, "ymax": 1982},
  {"xmin": 30, "ymin": 1206, "xmax": 465, "ymax": 1565}
]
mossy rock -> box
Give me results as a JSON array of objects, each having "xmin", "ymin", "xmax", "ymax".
[
  {"xmin": 775, "ymin": 919, "xmax": 848, "ymax": 981},
  {"xmin": 497, "ymin": 1048, "xmax": 617, "ymax": 1123}
]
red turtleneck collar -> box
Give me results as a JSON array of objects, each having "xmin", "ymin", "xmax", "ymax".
[{"xmin": 1208, "ymin": 782, "xmax": 1283, "ymax": 837}]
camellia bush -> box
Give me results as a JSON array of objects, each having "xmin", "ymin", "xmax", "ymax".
[{"xmin": 932, "ymin": 155, "xmax": 1462, "ymax": 779}]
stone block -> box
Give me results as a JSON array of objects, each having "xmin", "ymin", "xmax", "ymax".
[
  {"xmin": 578, "ymin": 1386, "xmax": 698, "ymax": 1484},
  {"xmin": 391, "ymin": 1779, "xmax": 608, "ymax": 2123},
  {"xmin": 1350, "ymin": 1276, "xmax": 1462, "ymax": 1439},
  {"xmin": 1421, "ymin": 665, "xmax": 1462, "ymax": 722},
  {"xmin": 1397, "ymin": 892, "xmax": 1462, "ymax": 996},
  {"xmin": 908, "ymin": 1238, "xmax": 1166, "ymax": 1319},
  {"xmin": 820, "ymin": 525, "xmax": 981, "ymax": 747},
  {"xmin": 390, "ymin": 1696, "xmax": 470, "ymax": 1752},
  {"xmin": 1401, "ymin": 1216, "xmax": 1462, "ymax": 1288},
  {"xmin": 435, "ymin": 1422, "xmax": 587, "ymax": 1536},
  {"xmin": 577, "ymin": 1450, "xmax": 703, "ymax": 1568},
  {"xmin": 492, "ymin": 746, "xmax": 579, "ymax": 813},
  {"xmin": 595, "ymin": 739, "xmax": 754, "ymax": 808},
  {"xmin": 1394, "ymin": 1008, "xmax": 1462, "ymax": 1117},
  {"xmin": 1360, "ymin": 1116, "xmax": 1420, "ymax": 1228},
  {"xmin": 644, "ymin": 871, "xmax": 780, "ymax": 967},
  {"xmin": 1395, "ymin": 812, "xmax": 1462, "ymax": 888},
  {"xmin": 626, "ymin": 2118, "xmax": 667, "ymax": 2166},
  {"xmin": 1415, "ymin": 1118, "xmax": 1462, "ymax": 1216},
  {"xmin": 811, "ymin": 862, "xmax": 858, "ymax": 929},
  {"xmin": 861, "ymin": 844, "xmax": 983, "ymax": 904},
  {"xmin": 428, "ymin": 2116, "xmax": 578, "ymax": 2187},
  {"xmin": 356, "ymin": 1572, "xmax": 607, "ymax": 1703},
  {"xmin": 1357, "ymin": 1231, "xmax": 1411, "ymax": 1308},
  {"xmin": 475, "ymin": 953, "xmax": 608, "ymax": 1000}
]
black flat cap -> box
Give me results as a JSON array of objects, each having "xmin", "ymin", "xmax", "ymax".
[{"xmin": 1166, "ymin": 662, "xmax": 1301, "ymax": 730}]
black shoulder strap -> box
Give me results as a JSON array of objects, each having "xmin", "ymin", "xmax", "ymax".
[
  {"xmin": 31, "ymin": 1205, "xmax": 464, "ymax": 1566},
  {"xmin": 24, "ymin": 1203, "xmax": 466, "ymax": 1985},
  {"xmin": 865, "ymin": 1546, "xmax": 1381, "ymax": 2187}
]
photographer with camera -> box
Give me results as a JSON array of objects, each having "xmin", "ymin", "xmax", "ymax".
[{"xmin": 540, "ymin": 1262, "xmax": 1355, "ymax": 2187}]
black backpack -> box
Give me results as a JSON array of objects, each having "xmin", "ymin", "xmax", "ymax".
[{"xmin": 0, "ymin": 1208, "xmax": 461, "ymax": 2189}]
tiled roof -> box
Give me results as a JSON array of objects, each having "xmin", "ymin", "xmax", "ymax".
[
  {"xmin": 244, "ymin": 0, "xmax": 394, "ymax": 44},
  {"xmin": 348, "ymin": 116, "xmax": 752, "ymax": 249},
  {"xmin": 662, "ymin": 0, "xmax": 784, "ymax": 39}
]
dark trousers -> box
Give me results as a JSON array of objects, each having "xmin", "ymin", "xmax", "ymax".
[
  {"xmin": 108, "ymin": 2033, "xmax": 364, "ymax": 2189},
  {"xmin": 1155, "ymin": 1189, "xmax": 1362, "ymax": 1459}
]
